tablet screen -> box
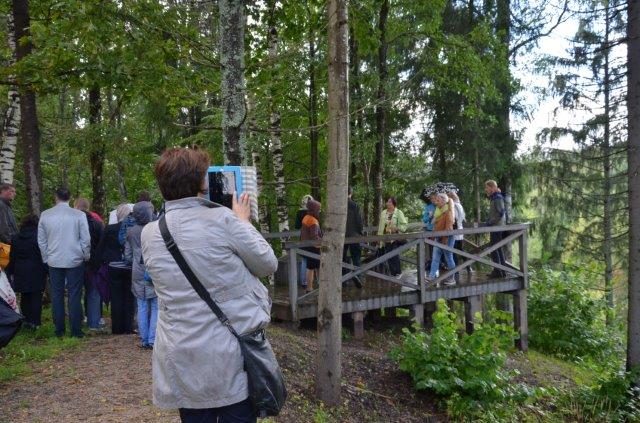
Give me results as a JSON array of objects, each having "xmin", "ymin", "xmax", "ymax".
[{"xmin": 209, "ymin": 171, "xmax": 236, "ymax": 208}]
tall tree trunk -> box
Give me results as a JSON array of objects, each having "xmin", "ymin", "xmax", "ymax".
[
  {"xmin": 219, "ymin": 0, "xmax": 246, "ymax": 165},
  {"xmin": 58, "ymin": 86, "xmax": 68, "ymax": 186},
  {"xmin": 13, "ymin": 0, "xmax": 43, "ymax": 215},
  {"xmin": 308, "ymin": 10, "xmax": 320, "ymax": 201},
  {"xmin": 474, "ymin": 145, "xmax": 481, "ymax": 224},
  {"xmin": 267, "ymin": 0, "xmax": 289, "ymax": 232},
  {"xmin": 603, "ymin": 0, "xmax": 614, "ymax": 326},
  {"xmin": 88, "ymin": 86, "xmax": 106, "ymax": 216},
  {"xmin": 372, "ymin": 0, "xmax": 389, "ymax": 222},
  {"xmin": 317, "ymin": 0, "xmax": 349, "ymax": 406},
  {"xmin": 627, "ymin": 0, "xmax": 640, "ymax": 378},
  {"xmin": 1, "ymin": 13, "xmax": 19, "ymax": 184}
]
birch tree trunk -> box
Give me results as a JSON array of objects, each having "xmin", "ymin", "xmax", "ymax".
[
  {"xmin": 626, "ymin": 0, "xmax": 640, "ymax": 378},
  {"xmin": 1, "ymin": 13, "xmax": 20, "ymax": 184},
  {"xmin": 267, "ymin": 0, "xmax": 289, "ymax": 232},
  {"xmin": 219, "ymin": 0, "xmax": 246, "ymax": 165},
  {"xmin": 13, "ymin": 0, "xmax": 43, "ymax": 215},
  {"xmin": 316, "ymin": 0, "xmax": 349, "ymax": 406},
  {"xmin": 371, "ymin": 0, "xmax": 388, "ymax": 222}
]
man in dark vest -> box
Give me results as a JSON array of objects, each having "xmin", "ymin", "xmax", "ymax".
[{"xmin": 343, "ymin": 187, "xmax": 364, "ymax": 288}]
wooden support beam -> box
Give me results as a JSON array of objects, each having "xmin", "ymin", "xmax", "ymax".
[
  {"xmin": 352, "ymin": 311, "xmax": 364, "ymax": 339},
  {"xmin": 288, "ymin": 248, "xmax": 298, "ymax": 322},
  {"xmin": 424, "ymin": 301, "xmax": 437, "ymax": 330},
  {"xmin": 464, "ymin": 295, "xmax": 482, "ymax": 334},
  {"xmin": 411, "ymin": 304, "xmax": 424, "ymax": 327},
  {"xmin": 512, "ymin": 289, "xmax": 528, "ymax": 351}
]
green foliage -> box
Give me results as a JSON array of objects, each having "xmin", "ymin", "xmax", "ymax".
[
  {"xmin": 528, "ymin": 267, "xmax": 622, "ymax": 366},
  {"xmin": 391, "ymin": 299, "xmax": 533, "ymax": 415},
  {"xmin": 548, "ymin": 370, "xmax": 640, "ymax": 422}
]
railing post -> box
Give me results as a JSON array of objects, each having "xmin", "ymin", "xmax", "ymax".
[
  {"xmin": 519, "ymin": 229, "xmax": 529, "ymax": 288},
  {"xmin": 418, "ymin": 237, "xmax": 426, "ymax": 303},
  {"xmin": 288, "ymin": 247, "xmax": 298, "ymax": 322}
]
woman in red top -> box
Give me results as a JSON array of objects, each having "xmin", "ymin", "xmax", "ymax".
[{"xmin": 300, "ymin": 200, "xmax": 322, "ymax": 292}]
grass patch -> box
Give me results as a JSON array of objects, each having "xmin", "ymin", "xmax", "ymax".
[
  {"xmin": 0, "ymin": 308, "xmax": 82, "ymax": 382},
  {"xmin": 524, "ymin": 350, "xmax": 600, "ymax": 387}
]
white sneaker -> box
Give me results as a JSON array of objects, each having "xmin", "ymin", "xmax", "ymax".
[{"xmin": 443, "ymin": 278, "xmax": 456, "ymax": 286}]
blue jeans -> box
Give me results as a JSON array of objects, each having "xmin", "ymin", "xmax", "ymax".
[
  {"xmin": 429, "ymin": 237, "xmax": 456, "ymax": 278},
  {"xmin": 299, "ymin": 257, "xmax": 307, "ymax": 286},
  {"xmin": 84, "ymin": 270, "xmax": 102, "ymax": 329},
  {"xmin": 49, "ymin": 264, "xmax": 85, "ymax": 337},
  {"xmin": 137, "ymin": 297, "xmax": 158, "ymax": 346},
  {"xmin": 179, "ymin": 398, "xmax": 256, "ymax": 423}
]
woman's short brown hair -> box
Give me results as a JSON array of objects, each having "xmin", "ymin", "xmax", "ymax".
[{"xmin": 155, "ymin": 147, "xmax": 210, "ymax": 201}]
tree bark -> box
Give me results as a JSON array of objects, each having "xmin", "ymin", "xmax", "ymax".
[
  {"xmin": 88, "ymin": 86, "xmax": 106, "ymax": 217},
  {"xmin": 627, "ymin": 0, "xmax": 640, "ymax": 377},
  {"xmin": 317, "ymin": 0, "xmax": 349, "ymax": 406},
  {"xmin": 603, "ymin": 0, "xmax": 614, "ymax": 326},
  {"xmin": 267, "ymin": 0, "xmax": 289, "ymax": 232},
  {"xmin": 307, "ymin": 8, "xmax": 321, "ymax": 201},
  {"xmin": 219, "ymin": 0, "xmax": 246, "ymax": 165},
  {"xmin": 371, "ymin": 0, "xmax": 388, "ymax": 222},
  {"xmin": 13, "ymin": 0, "xmax": 43, "ymax": 215},
  {"xmin": 1, "ymin": 13, "xmax": 19, "ymax": 185}
]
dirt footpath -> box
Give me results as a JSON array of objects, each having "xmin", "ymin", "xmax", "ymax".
[{"xmin": 0, "ymin": 322, "xmax": 442, "ymax": 423}]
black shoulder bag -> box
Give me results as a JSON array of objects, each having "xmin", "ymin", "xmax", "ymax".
[{"xmin": 158, "ymin": 216, "xmax": 287, "ymax": 417}]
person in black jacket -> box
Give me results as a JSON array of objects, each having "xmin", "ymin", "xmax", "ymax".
[
  {"xmin": 343, "ymin": 187, "xmax": 364, "ymax": 288},
  {"xmin": 97, "ymin": 203, "xmax": 135, "ymax": 334},
  {"xmin": 6, "ymin": 215, "xmax": 47, "ymax": 329}
]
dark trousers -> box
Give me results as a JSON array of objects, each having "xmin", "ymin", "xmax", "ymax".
[
  {"xmin": 179, "ymin": 398, "xmax": 256, "ymax": 423},
  {"xmin": 452, "ymin": 239, "xmax": 463, "ymax": 266},
  {"xmin": 342, "ymin": 243, "xmax": 362, "ymax": 268},
  {"xmin": 19, "ymin": 291, "xmax": 43, "ymax": 327},
  {"xmin": 490, "ymin": 231, "xmax": 506, "ymax": 271},
  {"xmin": 49, "ymin": 264, "xmax": 85, "ymax": 337},
  {"xmin": 108, "ymin": 266, "xmax": 136, "ymax": 334},
  {"xmin": 385, "ymin": 243, "xmax": 402, "ymax": 276}
]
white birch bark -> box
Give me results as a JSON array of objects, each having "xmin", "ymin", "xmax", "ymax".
[{"xmin": 0, "ymin": 13, "xmax": 20, "ymax": 184}]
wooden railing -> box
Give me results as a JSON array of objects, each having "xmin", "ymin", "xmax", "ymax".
[{"xmin": 274, "ymin": 223, "xmax": 530, "ymax": 321}]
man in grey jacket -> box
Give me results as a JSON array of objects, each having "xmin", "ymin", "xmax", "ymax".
[
  {"xmin": 38, "ymin": 187, "xmax": 91, "ymax": 338},
  {"xmin": 0, "ymin": 183, "xmax": 18, "ymax": 244}
]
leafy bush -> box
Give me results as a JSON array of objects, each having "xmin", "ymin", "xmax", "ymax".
[
  {"xmin": 391, "ymin": 299, "xmax": 522, "ymax": 407},
  {"xmin": 550, "ymin": 370, "xmax": 640, "ymax": 422},
  {"xmin": 528, "ymin": 267, "xmax": 622, "ymax": 365}
]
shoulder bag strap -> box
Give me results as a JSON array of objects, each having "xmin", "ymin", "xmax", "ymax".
[{"xmin": 158, "ymin": 215, "xmax": 239, "ymax": 338}]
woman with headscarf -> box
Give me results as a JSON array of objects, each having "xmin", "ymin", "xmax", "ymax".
[
  {"xmin": 300, "ymin": 199, "xmax": 322, "ymax": 292},
  {"xmin": 295, "ymin": 194, "xmax": 314, "ymax": 288},
  {"xmin": 125, "ymin": 201, "xmax": 156, "ymax": 349}
]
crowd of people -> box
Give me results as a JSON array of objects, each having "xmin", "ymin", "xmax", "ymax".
[
  {"xmin": 293, "ymin": 179, "xmax": 510, "ymax": 288},
  {"xmin": 0, "ymin": 183, "xmax": 160, "ymax": 350}
]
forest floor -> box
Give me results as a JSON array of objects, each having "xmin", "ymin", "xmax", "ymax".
[{"xmin": 0, "ymin": 316, "xmax": 597, "ymax": 423}]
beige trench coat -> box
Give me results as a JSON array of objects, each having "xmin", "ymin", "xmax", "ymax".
[{"xmin": 141, "ymin": 197, "xmax": 278, "ymax": 409}]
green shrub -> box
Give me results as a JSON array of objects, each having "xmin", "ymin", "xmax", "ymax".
[
  {"xmin": 550, "ymin": 370, "xmax": 640, "ymax": 422},
  {"xmin": 528, "ymin": 267, "xmax": 622, "ymax": 365},
  {"xmin": 391, "ymin": 299, "xmax": 524, "ymax": 408}
]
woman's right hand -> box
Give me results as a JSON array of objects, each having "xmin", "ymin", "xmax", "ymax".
[{"xmin": 232, "ymin": 192, "xmax": 251, "ymax": 222}]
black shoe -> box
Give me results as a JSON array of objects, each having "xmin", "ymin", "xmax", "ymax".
[{"xmin": 488, "ymin": 270, "xmax": 502, "ymax": 279}]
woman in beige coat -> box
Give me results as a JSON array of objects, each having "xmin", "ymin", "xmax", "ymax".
[{"xmin": 141, "ymin": 147, "xmax": 278, "ymax": 422}]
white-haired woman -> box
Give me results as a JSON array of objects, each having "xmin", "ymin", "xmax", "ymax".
[{"xmin": 428, "ymin": 193, "xmax": 457, "ymax": 285}]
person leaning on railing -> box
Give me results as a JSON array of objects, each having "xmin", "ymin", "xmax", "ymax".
[
  {"xmin": 377, "ymin": 196, "xmax": 408, "ymax": 277},
  {"xmin": 484, "ymin": 180, "xmax": 507, "ymax": 278}
]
